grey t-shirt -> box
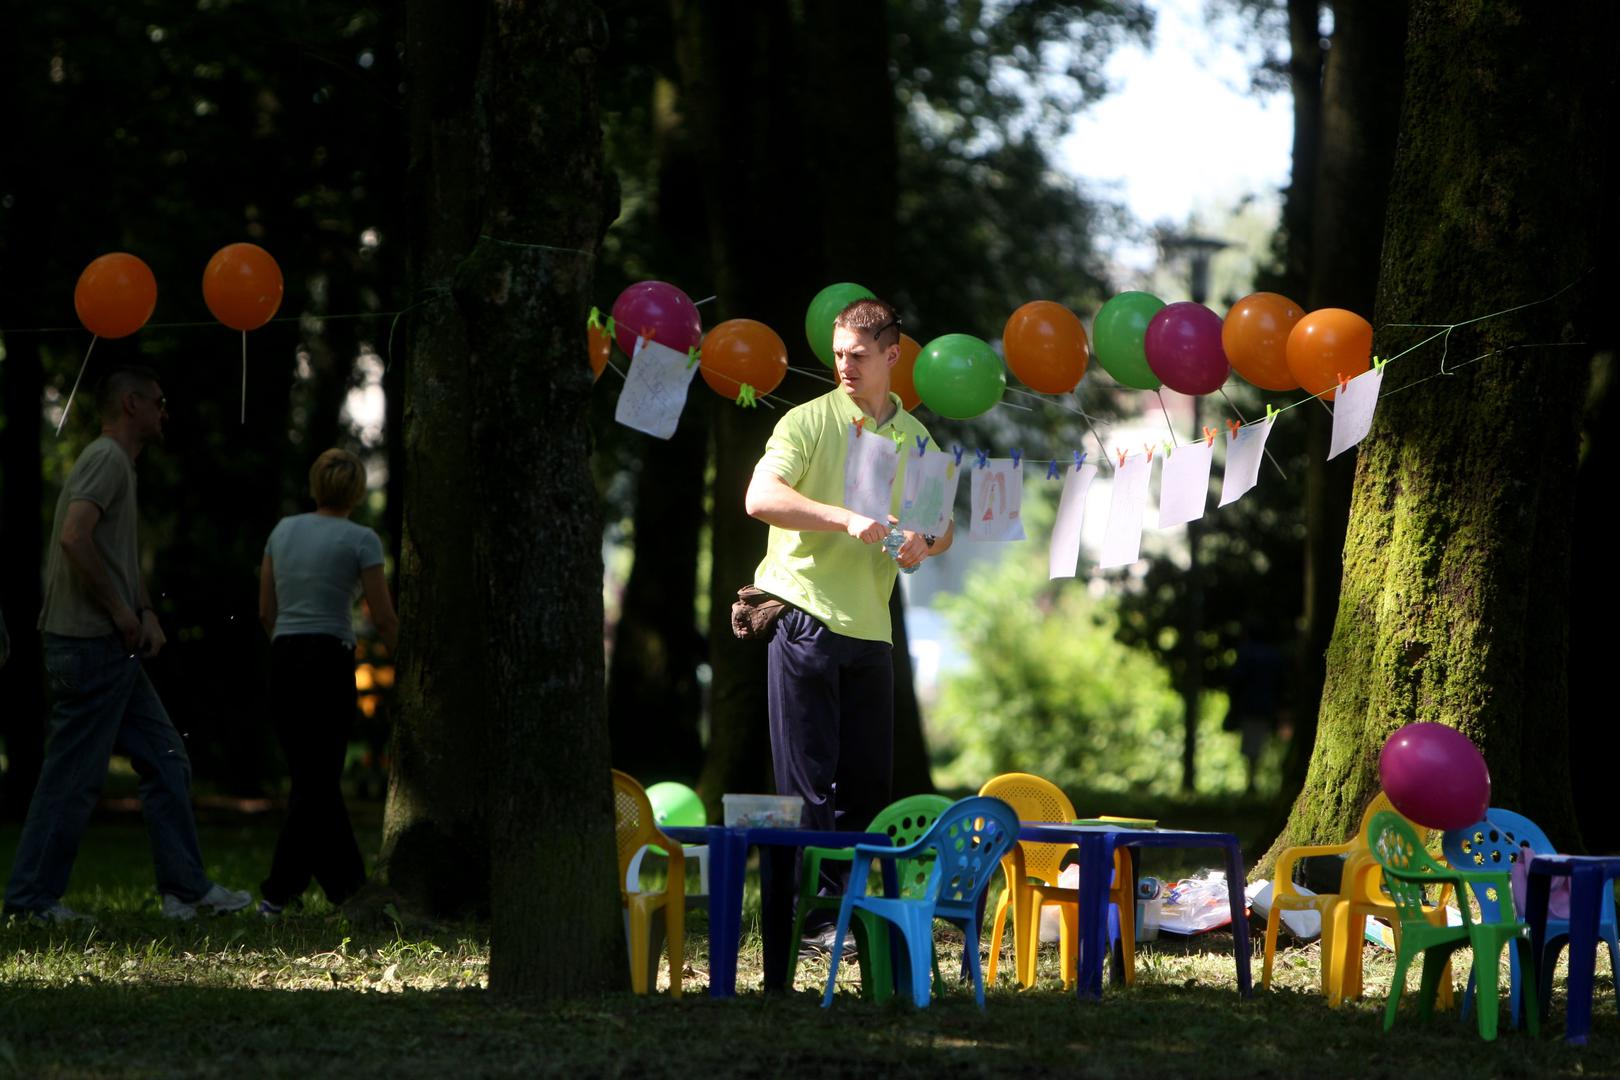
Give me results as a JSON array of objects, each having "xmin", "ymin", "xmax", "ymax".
[
  {"xmin": 39, "ymin": 436, "xmax": 142, "ymax": 637},
  {"xmin": 265, "ymin": 513, "xmax": 385, "ymax": 648}
]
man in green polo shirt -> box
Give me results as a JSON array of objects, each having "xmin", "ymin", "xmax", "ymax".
[{"xmin": 744, "ymin": 297, "xmax": 955, "ymax": 952}]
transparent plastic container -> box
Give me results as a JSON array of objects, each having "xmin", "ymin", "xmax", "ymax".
[{"xmin": 722, "ymin": 793, "xmax": 804, "ymax": 829}]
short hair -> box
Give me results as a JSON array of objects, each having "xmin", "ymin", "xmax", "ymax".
[
  {"xmin": 96, "ymin": 365, "xmax": 162, "ymax": 421},
  {"xmin": 833, "ymin": 298, "xmax": 902, "ymax": 350},
  {"xmin": 309, "ymin": 448, "xmax": 367, "ymax": 511}
]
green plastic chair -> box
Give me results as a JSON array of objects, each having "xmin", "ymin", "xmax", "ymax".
[
  {"xmin": 1366, "ymin": 810, "xmax": 1539, "ymax": 1041},
  {"xmin": 788, "ymin": 793, "xmax": 953, "ymax": 1000}
]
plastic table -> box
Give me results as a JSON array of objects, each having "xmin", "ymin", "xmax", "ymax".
[
  {"xmin": 664, "ymin": 825, "xmax": 896, "ymax": 997},
  {"xmin": 1526, "ymin": 854, "xmax": 1620, "ymax": 1044},
  {"xmin": 1015, "ymin": 823, "xmax": 1253, "ymax": 1000}
]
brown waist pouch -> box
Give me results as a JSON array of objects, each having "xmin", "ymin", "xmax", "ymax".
[{"xmin": 731, "ymin": 585, "xmax": 789, "ymax": 640}]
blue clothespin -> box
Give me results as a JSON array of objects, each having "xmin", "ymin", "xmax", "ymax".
[
  {"xmin": 1046, "ymin": 458, "xmax": 1061, "ymax": 480},
  {"xmin": 915, "ymin": 435, "xmax": 929, "ymax": 457},
  {"xmin": 952, "ymin": 445, "xmax": 964, "ymax": 467},
  {"xmin": 974, "ymin": 448, "xmax": 990, "ymax": 469},
  {"xmin": 1074, "ymin": 449, "xmax": 1086, "ymax": 469},
  {"xmin": 1010, "ymin": 448, "xmax": 1023, "ymax": 470}
]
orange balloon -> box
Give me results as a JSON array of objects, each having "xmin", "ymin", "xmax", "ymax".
[
  {"xmin": 587, "ymin": 321, "xmax": 611, "ymax": 381},
  {"xmin": 700, "ymin": 318, "xmax": 787, "ymax": 399},
  {"xmin": 74, "ymin": 253, "xmax": 157, "ymax": 339},
  {"xmin": 202, "ymin": 243, "xmax": 284, "ymax": 331},
  {"xmin": 1222, "ymin": 292, "xmax": 1303, "ymax": 391},
  {"xmin": 892, "ymin": 333, "xmax": 922, "ymax": 411},
  {"xmin": 1286, "ymin": 308, "xmax": 1373, "ymax": 401},
  {"xmin": 1002, "ymin": 300, "xmax": 1088, "ymax": 394}
]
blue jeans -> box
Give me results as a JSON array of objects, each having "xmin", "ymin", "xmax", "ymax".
[{"xmin": 4, "ymin": 633, "xmax": 211, "ymax": 911}]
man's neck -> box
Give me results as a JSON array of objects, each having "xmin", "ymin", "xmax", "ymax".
[
  {"xmin": 101, "ymin": 425, "xmax": 143, "ymax": 461},
  {"xmin": 848, "ymin": 386, "xmax": 895, "ymax": 426}
]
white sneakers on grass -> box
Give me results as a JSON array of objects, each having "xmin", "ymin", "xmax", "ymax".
[{"xmin": 160, "ymin": 882, "xmax": 253, "ymax": 921}]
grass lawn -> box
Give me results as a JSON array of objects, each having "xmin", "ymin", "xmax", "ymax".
[{"xmin": 1, "ymin": 801, "xmax": 1616, "ymax": 1079}]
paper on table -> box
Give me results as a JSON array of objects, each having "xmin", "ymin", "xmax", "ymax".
[
  {"xmin": 1048, "ymin": 461, "xmax": 1098, "ymax": 579},
  {"xmin": 899, "ymin": 448, "xmax": 960, "ymax": 537},
  {"xmin": 969, "ymin": 459, "xmax": 1026, "ymax": 541},
  {"xmin": 1218, "ymin": 417, "xmax": 1275, "ymax": 507},
  {"xmin": 1157, "ymin": 440, "xmax": 1213, "ymax": 528},
  {"xmin": 1099, "ymin": 452, "xmax": 1153, "ymax": 568},
  {"xmin": 614, "ymin": 338, "xmax": 699, "ymax": 440},
  {"xmin": 843, "ymin": 424, "xmax": 902, "ymax": 523},
  {"xmin": 1328, "ymin": 366, "xmax": 1385, "ymax": 460}
]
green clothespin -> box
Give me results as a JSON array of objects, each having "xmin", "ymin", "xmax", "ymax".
[
  {"xmin": 686, "ymin": 346, "xmax": 700, "ymax": 369},
  {"xmin": 1373, "ymin": 353, "xmax": 1390, "ymax": 371},
  {"xmin": 735, "ymin": 383, "xmax": 758, "ymax": 408},
  {"xmin": 1265, "ymin": 403, "xmax": 1279, "ymax": 424},
  {"xmin": 587, "ymin": 306, "xmax": 604, "ymax": 330}
]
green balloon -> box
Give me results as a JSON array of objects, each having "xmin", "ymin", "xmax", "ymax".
[
  {"xmin": 913, "ymin": 333, "xmax": 1006, "ymax": 419},
  {"xmin": 1093, "ymin": 291, "xmax": 1166, "ymax": 390},
  {"xmin": 805, "ymin": 282, "xmax": 876, "ymax": 368},
  {"xmin": 646, "ymin": 781, "xmax": 705, "ymax": 827}
]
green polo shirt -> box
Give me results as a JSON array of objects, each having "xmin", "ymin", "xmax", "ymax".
[{"xmin": 752, "ymin": 388, "xmax": 937, "ymax": 644}]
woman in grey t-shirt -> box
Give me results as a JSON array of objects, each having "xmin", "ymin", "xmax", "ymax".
[{"xmin": 257, "ymin": 449, "xmax": 398, "ymax": 916}]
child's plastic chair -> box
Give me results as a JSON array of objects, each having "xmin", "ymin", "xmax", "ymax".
[
  {"xmin": 1368, "ymin": 810, "xmax": 1537, "ymax": 1041},
  {"xmin": 979, "ymin": 772, "xmax": 1133, "ymax": 990},
  {"xmin": 786, "ymin": 793, "xmax": 953, "ymax": 999},
  {"xmin": 1445, "ymin": 808, "xmax": 1620, "ymax": 1029},
  {"xmin": 612, "ymin": 769, "xmax": 687, "ymax": 997},
  {"xmin": 625, "ymin": 780, "xmax": 711, "ymax": 895},
  {"xmin": 821, "ymin": 796, "xmax": 1022, "ymax": 1009}
]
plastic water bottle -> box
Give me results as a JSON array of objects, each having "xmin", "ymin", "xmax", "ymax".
[
  {"xmin": 884, "ymin": 524, "xmax": 918, "ymax": 575},
  {"xmin": 1137, "ymin": 876, "xmax": 1163, "ymax": 901}
]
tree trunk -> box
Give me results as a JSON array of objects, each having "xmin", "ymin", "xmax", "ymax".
[
  {"xmin": 385, "ymin": 0, "xmax": 625, "ymax": 1000},
  {"xmin": 1276, "ymin": 0, "xmax": 1323, "ymax": 297},
  {"xmin": 1262, "ymin": 0, "xmax": 1613, "ymax": 869}
]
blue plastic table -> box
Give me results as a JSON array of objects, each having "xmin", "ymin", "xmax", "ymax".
[
  {"xmin": 664, "ymin": 825, "xmax": 896, "ymax": 997},
  {"xmin": 1526, "ymin": 854, "xmax": 1620, "ymax": 1044},
  {"xmin": 1015, "ymin": 823, "xmax": 1253, "ymax": 1000}
]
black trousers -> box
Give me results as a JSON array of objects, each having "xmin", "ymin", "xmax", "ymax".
[
  {"xmin": 261, "ymin": 634, "xmax": 365, "ymax": 907},
  {"xmin": 767, "ymin": 607, "xmax": 893, "ymax": 923}
]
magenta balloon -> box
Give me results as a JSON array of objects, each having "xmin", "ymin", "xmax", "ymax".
[
  {"xmin": 1142, "ymin": 302, "xmax": 1230, "ymax": 396},
  {"xmin": 610, "ymin": 280, "xmax": 703, "ymax": 357},
  {"xmin": 1377, "ymin": 722, "xmax": 1491, "ymax": 831}
]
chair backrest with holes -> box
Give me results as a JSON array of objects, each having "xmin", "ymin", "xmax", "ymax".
[
  {"xmin": 921, "ymin": 797, "xmax": 1021, "ymax": 920},
  {"xmin": 868, "ymin": 794, "xmax": 954, "ymax": 898},
  {"xmin": 979, "ymin": 773, "xmax": 1076, "ymax": 885},
  {"xmin": 1368, "ymin": 810, "xmax": 1453, "ymax": 926}
]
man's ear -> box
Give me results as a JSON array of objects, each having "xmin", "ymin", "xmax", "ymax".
[{"xmin": 885, "ymin": 342, "xmax": 900, "ymax": 369}]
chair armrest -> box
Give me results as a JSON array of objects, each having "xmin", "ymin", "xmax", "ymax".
[{"xmin": 1272, "ymin": 840, "xmax": 1353, "ymax": 899}]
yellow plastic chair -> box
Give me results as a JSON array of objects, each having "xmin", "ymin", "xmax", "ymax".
[
  {"xmin": 613, "ymin": 769, "xmax": 687, "ymax": 997},
  {"xmin": 1263, "ymin": 792, "xmax": 1451, "ymax": 1007},
  {"xmin": 979, "ymin": 772, "xmax": 1134, "ymax": 990}
]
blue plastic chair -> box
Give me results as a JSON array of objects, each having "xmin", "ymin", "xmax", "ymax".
[
  {"xmin": 821, "ymin": 796, "xmax": 1021, "ymax": 1009},
  {"xmin": 1446, "ymin": 808, "xmax": 1620, "ymax": 1028}
]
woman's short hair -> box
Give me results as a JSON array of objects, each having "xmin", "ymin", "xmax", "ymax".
[{"xmin": 309, "ymin": 449, "xmax": 367, "ymax": 511}]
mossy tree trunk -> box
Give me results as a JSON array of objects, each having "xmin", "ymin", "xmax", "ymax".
[
  {"xmin": 383, "ymin": 0, "xmax": 624, "ymax": 997},
  {"xmin": 1261, "ymin": 0, "xmax": 1614, "ymax": 871}
]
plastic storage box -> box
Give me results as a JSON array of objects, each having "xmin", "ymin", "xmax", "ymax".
[{"xmin": 722, "ymin": 793, "xmax": 804, "ymax": 829}]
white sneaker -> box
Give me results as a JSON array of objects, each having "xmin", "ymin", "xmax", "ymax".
[
  {"xmin": 162, "ymin": 883, "xmax": 252, "ymax": 920},
  {"xmin": 30, "ymin": 902, "xmax": 94, "ymax": 925}
]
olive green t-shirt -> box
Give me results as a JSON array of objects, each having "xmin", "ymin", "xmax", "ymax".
[
  {"xmin": 751, "ymin": 388, "xmax": 936, "ymax": 644},
  {"xmin": 39, "ymin": 436, "xmax": 142, "ymax": 637}
]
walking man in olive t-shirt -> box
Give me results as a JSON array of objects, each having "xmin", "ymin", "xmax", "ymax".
[{"xmin": 3, "ymin": 366, "xmax": 251, "ymax": 923}]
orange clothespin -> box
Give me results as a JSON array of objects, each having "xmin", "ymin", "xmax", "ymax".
[
  {"xmin": 1116, "ymin": 448, "xmax": 1128, "ymax": 468},
  {"xmin": 852, "ymin": 416, "xmax": 867, "ymax": 437},
  {"xmin": 1226, "ymin": 419, "xmax": 1242, "ymax": 439},
  {"xmin": 1203, "ymin": 425, "xmax": 1217, "ymax": 447},
  {"xmin": 1336, "ymin": 371, "xmax": 1350, "ymax": 393},
  {"xmin": 1144, "ymin": 443, "xmax": 1155, "ymax": 464}
]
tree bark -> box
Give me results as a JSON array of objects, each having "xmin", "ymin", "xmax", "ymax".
[
  {"xmin": 1262, "ymin": 0, "xmax": 1613, "ymax": 869},
  {"xmin": 385, "ymin": 0, "xmax": 625, "ymax": 999}
]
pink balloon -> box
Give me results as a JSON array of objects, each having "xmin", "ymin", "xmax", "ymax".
[
  {"xmin": 1143, "ymin": 302, "xmax": 1230, "ymax": 396},
  {"xmin": 1378, "ymin": 722, "xmax": 1491, "ymax": 830},
  {"xmin": 610, "ymin": 280, "xmax": 703, "ymax": 357}
]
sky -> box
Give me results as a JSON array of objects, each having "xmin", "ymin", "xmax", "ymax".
[{"xmin": 1060, "ymin": 0, "xmax": 1294, "ymax": 275}]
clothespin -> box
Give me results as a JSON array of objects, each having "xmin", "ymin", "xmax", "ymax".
[
  {"xmin": 1203, "ymin": 425, "xmax": 1217, "ymax": 447},
  {"xmin": 605, "ymin": 315, "xmax": 616, "ymax": 340},
  {"xmin": 1226, "ymin": 419, "xmax": 1242, "ymax": 439},
  {"xmin": 952, "ymin": 445, "xmax": 964, "ymax": 467},
  {"xmin": 735, "ymin": 383, "xmax": 757, "ymax": 408},
  {"xmin": 635, "ymin": 330, "xmax": 652, "ymax": 356},
  {"xmin": 587, "ymin": 306, "xmax": 604, "ymax": 330},
  {"xmin": 1046, "ymin": 458, "xmax": 1061, "ymax": 480},
  {"xmin": 975, "ymin": 448, "xmax": 989, "ymax": 469},
  {"xmin": 1010, "ymin": 448, "xmax": 1023, "ymax": 470},
  {"xmin": 915, "ymin": 435, "xmax": 929, "ymax": 457},
  {"xmin": 1336, "ymin": 371, "xmax": 1349, "ymax": 393},
  {"xmin": 1163, "ymin": 440, "xmax": 1174, "ymax": 458},
  {"xmin": 1143, "ymin": 443, "xmax": 1155, "ymax": 464},
  {"xmin": 1074, "ymin": 450, "xmax": 1086, "ymax": 469},
  {"xmin": 852, "ymin": 416, "xmax": 868, "ymax": 438},
  {"xmin": 1116, "ymin": 448, "xmax": 1128, "ymax": 468},
  {"xmin": 686, "ymin": 346, "xmax": 700, "ymax": 369},
  {"xmin": 1264, "ymin": 403, "xmax": 1279, "ymax": 424},
  {"xmin": 1373, "ymin": 353, "xmax": 1390, "ymax": 371}
]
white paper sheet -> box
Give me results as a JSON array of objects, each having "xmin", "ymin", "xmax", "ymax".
[
  {"xmin": 1218, "ymin": 418, "xmax": 1276, "ymax": 507},
  {"xmin": 1157, "ymin": 441, "xmax": 1213, "ymax": 528},
  {"xmin": 1328, "ymin": 366, "xmax": 1385, "ymax": 460},
  {"xmin": 899, "ymin": 449, "xmax": 960, "ymax": 537},
  {"xmin": 1099, "ymin": 453, "xmax": 1153, "ymax": 568},
  {"xmin": 1048, "ymin": 462, "xmax": 1099, "ymax": 579},
  {"xmin": 968, "ymin": 459, "xmax": 1026, "ymax": 541},
  {"xmin": 614, "ymin": 338, "xmax": 698, "ymax": 440},
  {"xmin": 843, "ymin": 424, "xmax": 902, "ymax": 523}
]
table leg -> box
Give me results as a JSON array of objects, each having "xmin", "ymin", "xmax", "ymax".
[
  {"xmin": 760, "ymin": 845, "xmax": 797, "ymax": 992},
  {"xmin": 1526, "ymin": 868, "xmax": 1553, "ymax": 1025},
  {"xmin": 1564, "ymin": 867, "xmax": 1601, "ymax": 1045},
  {"xmin": 1075, "ymin": 836, "xmax": 1113, "ymax": 1000},
  {"xmin": 706, "ymin": 830, "xmax": 748, "ymax": 998},
  {"xmin": 1222, "ymin": 840, "xmax": 1253, "ymax": 997}
]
